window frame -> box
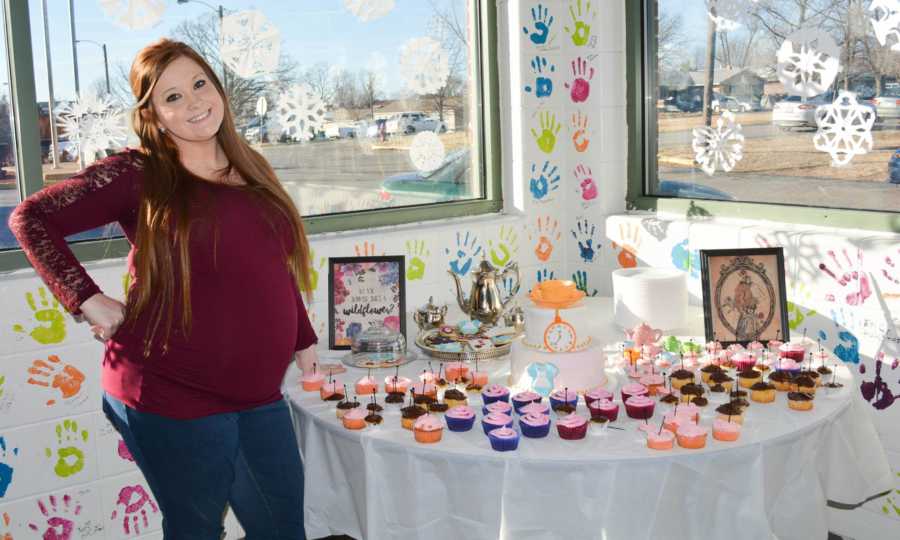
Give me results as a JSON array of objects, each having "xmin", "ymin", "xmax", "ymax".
[
  {"xmin": 0, "ymin": 0, "xmax": 503, "ymax": 272},
  {"xmin": 626, "ymin": 0, "xmax": 900, "ymax": 233}
]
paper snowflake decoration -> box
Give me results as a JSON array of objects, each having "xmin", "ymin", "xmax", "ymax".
[
  {"xmin": 409, "ymin": 131, "xmax": 446, "ymax": 172},
  {"xmin": 344, "ymin": 0, "xmax": 395, "ymax": 22},
  {"xmin": 399, "ymin": 37, "xmax": 450, "ymax": 95},
  {"xmin": 97, "ymin": 0, "xmax": 165, "ymax": 30},
  {"xmin": 275, "ymin": 84, "xmax": 327, "ymax": 141},
  {"xmin": 219, "ymin": 10, "xmax": 281, "ymax": 79},
  {"xmin": 691, "ymin": 111, "xmax": 744, "ymax": 176},
  {"xmin": 869, "ymin": 0, "xmax": 900, "ymax": 51},
  {"xmin": 776, "ymin": 27, "xmax": 840, "ymax": 98},
  {"xmin": 706, "ymin": 0, "xmax": 744, "ymax": 32},
  {"xmin": 56, "ymin": 93, "xmax": 127, "ymax": 164},
  {"xmin": 813, "ymin": 91, "xmax": 875, "ymax": 167}
]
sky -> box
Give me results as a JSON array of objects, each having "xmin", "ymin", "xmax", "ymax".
[{"xmin": 21, "ymin": 0, "xmax": 468, "ymax": 103}]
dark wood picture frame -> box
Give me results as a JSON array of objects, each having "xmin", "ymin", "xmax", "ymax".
[
  {"xmin": 699, "ymin": 247, "xmax": 789, "ymax": 346},
  {"xmin": 327, "ymin": 256, "xmax": 406, "ymax": 350}
]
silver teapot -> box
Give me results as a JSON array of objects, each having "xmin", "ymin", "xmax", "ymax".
[
  {"xmin": 449, "ymin": 257, "xmax": 520, "ymax": 326},
  {"xmin": 413, "ymin": 296, "xmax": 447, "ymax": 333}
]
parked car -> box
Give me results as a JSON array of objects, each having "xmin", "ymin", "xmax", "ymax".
[
  {"xmin": 386, "ymin": 112, "xmax": 447, "ymax": 135},
  {"xmin": 381, "ymin": 149, "xmax": 472, "ymax": 201},
  {"xmin": 656, "ymin": 180, "xmax": 734, "ymax": 200},
  {"xmin": 873, "ymin": 88, "xmax": 900, "ymax": 121},
  {"xmin": 712, "ymin": 95, "xmax": 757, "ymax": 113},
  {"xmin": 772, "ymin": 93, "xmax": 833, "ymax": 130}
]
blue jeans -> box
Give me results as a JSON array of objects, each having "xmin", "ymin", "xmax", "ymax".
[{"xmin": 102, "ymin": 393, "xmax": 305, "ymax": 539}]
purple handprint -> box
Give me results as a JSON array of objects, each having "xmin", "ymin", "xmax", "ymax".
[{"xmin": 859, "ymin": 352, "xmax": 899, "ymax": 410}]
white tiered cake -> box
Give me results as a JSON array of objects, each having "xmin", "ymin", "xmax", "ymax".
[{"xmin": 509, "ymin": 299, "xmax": 607, "ymax": 395}]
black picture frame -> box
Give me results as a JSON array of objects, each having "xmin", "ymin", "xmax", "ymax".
[
  {"xmin": 699, "ymin": 247, "xmax": 789, "ymax": 346},
  {"xmin": 327, "ymin": 256, "xmax": 406, "ymax": 350}
]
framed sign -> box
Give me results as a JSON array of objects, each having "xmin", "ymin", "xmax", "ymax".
[
  {"xmin": 699, "ymin": 248, "xmax": 789, "ymax": 346},
  {"xmin": 328, "ymin": 256, "xmax": 406, "ymax": 350}
]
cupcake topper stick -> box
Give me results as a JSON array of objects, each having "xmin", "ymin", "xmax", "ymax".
[
  {"xmin": 313, "ymin": 362, "xmax": 317, "ymax": 374},
  {"xmin": 657, "ymin": 420, "xmax": 664, "ymax": 435},
  {"xmin": 329, "ymin": 367, "xmax": 333, "ymax": 384},
  {"xmin": 831, "ymin": 366, "xmax": 837, "ymax": 386},
  {"xmin": 673, "ymin": 402, "xmax": 678, "ymax": 416},
  {"xmin": 438, "ymin": 363, "xmax": 444, "ymax": 379},
  {"xmin": 394, "ymin": 365, "xmax": 399, "ymax": 381},
  {"xmin": 664, "ymin": 371, "xmax": 671, "ymax": 393},
  {"xmin": 776, "ymin": 329, "xmax": 781, "ymax": 342},
  {"xmin": 802, "ymin": 327, "xmax": 807, "ymax": 342}
]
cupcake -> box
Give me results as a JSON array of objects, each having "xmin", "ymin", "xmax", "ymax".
[
  {"xmin": 549, "ymin": 388, "xmax": 579, "ymax": 411},
  {"xmin": 556, "ymin": 413, "xmax": 589, "ymax": 440},
  {"xmin": 662, "ymin": 412, "xmax": 693, "ymax": 433},
  {"xmin": 816, "ymin": 364, "xmax": 833, "ymax": 377},
  {"xmin": 659, "ymin": 391, "xmax": 680, "ymax": 405},
  {"xmin": 691, "ymin": 396, "xmax": 709, "ymax": 407},
  {"xmin": 775, "ymin": 358, "xmax": 802, "ymax": 376},
  {"xmin": 779, "ymin": 342, "xmax": 806, "ymax": 362},
  {"xmin": 400, "ymin": 404, "xmax": 427, "ymax": 429},
  {"xmin": 336, "ymin": 399, "xmax": 360, "ymax": 419},
  {"xmin": 584, "ymin": 387, "xmax": 613, "ymax": 405},
  {"xmin": 669, "ymin": 369, "xmax": 695, "ymax": 390},
  {"xmin": 676, "ymin": 423, "xmax": 709, "ymax": 449},
  {"xmin": 715, "ymin": 402, "xmax": 745, "ymax": 424},
  {"xmin": 470, "ymin": 371, "xmax": 490, "ymax": 386},
  {"xmin": 519, "ymin": 401, "xmax": 551, "ymax": 417},
  {"xmin": 384, "ymin": 375, "xmax": 412, "ymax": 394},
  {"xmin": 678, "ymin": 403, "xmax": 701, "ymax": 423},
  {"xmin": 732, "ymin": 352, "xmax": 757, "ymax": 372},
  {"xmin": 768, "ymin": 370, "xmax": 794, "ymax": 392},
  {"xmin": 341, "ymin": 407, "xmax": 367, "ymax": 430},
  {"xmin": 482, "ymin": 384, "xmax": 511, "ymax": 405},
  {"xmin": 412, "ymin": 414, "xmax": 444, "ymax": 443},
  {"xmin": 366, "ymin": 402, "xmax": 384, "ymax": 413},
  {"xmin": 747, "ymin": 341, "xmax": 765, "ymax": 355},
  {"xmin": 411, "ymin": 382, "xmax": 438, "ymax": 400},
  {"xmin": 445, "ymin": 362, "xmax": 469, "ymax": 382},
  {"xmin": 519, "ymin": 412, "xmax": 551, "ymax": 438},
  {"xmin": 750, "ymin": 382, "xmax": 776, "ymax": 403},
  {"xmin": 639, "ymin": 373, "xmax": 665, "ymax": 396},
  {"xmin": 647, "ymin": 429, "xmax": 676, "ymax": 450},
  {"xmin": 355, "ymin": 376, "xmax": 378, "ymax": 396},
  {"xmin": 625, "ymin": 395, "xmax": 655, "ymax": 420},
  {"xmin": 414, "ymin": 394, "xmax": 436, "ymax": 409},
  {"xmin": 301, "ymin": 369, "xmax": 325, "ymax": 391},
  {"xmin": 320, "ymin": 381, "xmax": 345, "ymax": 401},
  {"xmin": 428, "ymin": 401, "xmax": 449, "ymax": 414},
  {"xmin": 419, "ymin": 369, "xmax": 437, "ymax": 384},
  {"xmin": 737, "ymin": 369, "xmax": 762, "ymax": 389},
  {"xmin": 511, "ymin": 391, "xmax": 542, "ymax": 413},
  {"xmin": 679, "ymin": 383, "xmax": 704, "ymax": 404},
  {"xmin": 445, "ymin": 405, "xmax": 476, "ymax": 432},
  {"xmin": 767, "ymin": 339, "xmax": 784, "ymax": 351},
  {"xmin": 712, "ymin": 419, "xmax": 741, "ymax": 442},
  {"xmin": 385, "ymin": 391, "xmax": 405, "ymax": 404},
  {"xmin": 442, "ymin": 388, "xmax": 468, "ymax": 408},
  {"xmin": 481, "ymin": 412, "xmax": 514, "ymax": 435},
  {"xmin": 700, "ymin": 364, "xmax": 723, "ymax": 384},
  {"xmin": 709, "ymin": 371, "xmax": 734, "ymax": 392},
  {"xmin": 620, "ymin": 382, "xmax": 649, "ymax": 403},
  {"xmin": 587, "ymin": 399, "xmax": 619, "ymax": 422},
  {"xmin": 794, "ymin": 375, "xmax": 817, "ymax": 394},
  {"xmin": 465, "ymin": 381, "xmax": 484, "ymax": 394},
  {"xmin": 483, "ymin": 401, "xmax": 513, "ymax": 416},
  {"xmin": 488, "ymin": 427, "xmax": 520, "ymax": 451},
  {"xmin": 365, "ymin": 412, "xmax": 383, "ymax": 425},
  {"xmin": 798, "ymin": 370, "xmax": 821, "ymax": 388},
  {"xmin": 788, "ymin": 391, "xmax": 814, "ymax": 411}
]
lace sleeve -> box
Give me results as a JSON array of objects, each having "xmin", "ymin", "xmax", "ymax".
[{"xmin": 8, "ymin": 150, "xmax": 144, "ymax": 315}]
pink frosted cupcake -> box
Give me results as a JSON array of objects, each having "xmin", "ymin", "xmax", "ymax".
[
  {"xmin": 678, "ymin": 403, "xmax": 701, "ymax": 423},
  {"xmin": 483, "ymin": 401, "xmax": 513, "ymax": 416},
  {"xmin": 411, "ymin": 381, "xmax": 437, "ymax": 400},
  {"xmin": 470, "ymin": 371, "xmax": 489, "ymax": 386},
  {"xmin": 519, "ymin": 401, "xmax": 551, "ymax": 417},
  {"xmin": 676, "ymin": 423, "xmax": 709, "ymax": 449},
  {"xmin": 647, "ymin": 429, "xmax": 675, "ymax": 450},
  {"xmin": 625, "ymin": 395, "xmax": 655, "ymax": 420},
  {"xmin": 621, "ymin": 382, "xmax": 649, "ymax": 403},
  {"xmin": 419, "ymin": 370, "xmax": 437, "ymax": 384},
  {"xmin": 639, "ymin": 373, "xmax": 665, "ymax": 396},
  {"xmin": 355, "ymin": 376, "xmax": 378, "ymax": 396},
  {"xmin": 732, "ymin": 352, "xmax": 756, "ymax": 372},
  {"xmin": 342, "ymin": 407, "xmax": 368, "ymax": 430},
  {"xmin": 519, "ymin": 412, "xmax": 551, "ymax": 438},
  {"xmin": 556, "ymin": 413, "xmax": 589, "ymax": 440},
  {"xmin": 384, "ymin": 375, "xmax": 412, "ymax": 394},
  {"xmin": 319, "ymin": 380, "xmax": 344, "ymax": 401},
  {"xmin": 584, "ymin": 387, "xmax": 613, "ymax": 404},
  {"xmin": 712, "ymin": 419, "xmax": 741, "ymax": 442},
  {"xmin": 445, "ymin": 405, "xmax": 476, "ymax": 432},
  {"xmin": 481, "ymin": 412, "xmax": 514, "ymax": 435},
  {"xmin": 779, "ymin": 342, "xmax": 806, "ymax": 362},
  {"xmin": 301, "ymin": 370, "xmax": 325, "ymax": 392},
  {"xmin": 445, "ymin": 362, "xmax": 469, "ymax": 381},
  {"xmin": 511, "ymin": 391, "xmax": 542, "ymax": 413},
  {"xmin": 481, "ymin": 384, "xmax": 511, "ymax": 404},
  {"xmin": 587, "ymin": 399, "xmax": 619, "ymax": 422}
]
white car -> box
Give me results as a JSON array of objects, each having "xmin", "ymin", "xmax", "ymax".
[
  {"xmin": 772, "ymin": 95, "xmax": 831, "ymax": 130},
  {"xmin": 386, "ymin": 112, "xmax": 447, "ymax": 135}
]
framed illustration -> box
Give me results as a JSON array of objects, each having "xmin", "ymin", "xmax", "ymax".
[
  {"xmin": 699, "ymin": 248, "xmax": 789, "ymax": 346},
  {"xmin": 328, "ymin": 256, "xmax": 406, "ymax": 350}
]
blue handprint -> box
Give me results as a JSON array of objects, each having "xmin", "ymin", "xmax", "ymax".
[
  {"xmin": 536, "ymin": 268, "xmax": 555, "ymax": 283},
  {"xmin": 446, "ymin": 231, "xmax": 483, "ymax": 276},
  {"xmin": 0, "ymin": 436, "xmax": 18, "ymax": 497},
  {"xmin": 572, "ymin": 270, "xmax": 598, "ymax": 297},
  {"xmin": 670, "ymin": 238, "xmax": 701, "ymax": 278},
  {"xmin": 529, "ymin": 161, "xmax": 560, "ymax": 201},
  {"xmin": 523, "ymin": 3, "xmax": 554, "ymax": 45},
  {"xmin": 818, "ymin": 327, "xmax": 860, "ymax": 364},
  {"xmin": 524, "ymin": 55, "xmax": 555, "ymax": 98},
  {"xmin": 570, "ymin": 218, "xmax": 599, "ymax": 263}
]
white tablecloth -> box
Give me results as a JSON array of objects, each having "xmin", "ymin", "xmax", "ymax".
[{"xmin": 286, "ymin": 300, "xmax": 892, "ymax": 540}]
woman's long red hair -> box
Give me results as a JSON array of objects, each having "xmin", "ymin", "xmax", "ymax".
[{"xmin": 125, "ymin": 38, "xmax": 311, "ymax": 357}]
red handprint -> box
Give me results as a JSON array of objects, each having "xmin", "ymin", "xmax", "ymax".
[
  {"xmin": 28, "ymin": 494, "xmax": 81, "ymax": 540},
  {"xmin": 818, "ymin": 248, "xmax": 871, "ymax": 306},
  {"xmin": 110, "ymin": 485, "xmax": 159, "ymax": 536}
]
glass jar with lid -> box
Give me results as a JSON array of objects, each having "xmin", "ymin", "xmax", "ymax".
[{"xmin": 346, "ymin": 321, "xmax": 409, "ymax": 368}]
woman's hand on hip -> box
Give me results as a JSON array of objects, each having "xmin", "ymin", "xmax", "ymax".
[
  {"xmin": 80, "ymin": 292, "xmax": 126, "ymax": 342},
  {"xmin": 295, "ymin": 345, "xmax": 319, "ymax": 374}
]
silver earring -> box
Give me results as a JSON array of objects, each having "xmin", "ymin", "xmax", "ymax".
[{"xmin": 159, "ymin": 127, "xmax": 166, "ymax": 133}]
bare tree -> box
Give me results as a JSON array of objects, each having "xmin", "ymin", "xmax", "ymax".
[
  {"xmin": 302, "ymin": 62, "xmax": 336, "ymax": 105},
  {"xmin": 658, "ymin": 9, "xmax": 687, "ymax": 70},
  {"xmin": 426, "ymin": 0, "xmax": 467, "ymax": 122},
  {"xmin": 358, "ymin": 69, "xmax": 379, "ymax": 119}
]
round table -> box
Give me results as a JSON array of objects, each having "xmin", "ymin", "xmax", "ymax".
[{"xmin": 286, "ymin": 300, "xmax": 892, "ymax": 540}]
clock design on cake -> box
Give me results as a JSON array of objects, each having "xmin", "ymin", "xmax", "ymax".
[{"xmin": 543, "ymin": 310, "xmax": 577, "ymax": 352}]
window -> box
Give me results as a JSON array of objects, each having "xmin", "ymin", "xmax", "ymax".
[
  {"xmin": 636, "ymin": 0, "xmax": 900, "ymax": 217},
  {"xmin": 1, "ymin": 0, "xmax": 500, "ymax": 264},
  {"xmin": 0, "ymin": 4, "xmax": 18, "ymax": 250}
]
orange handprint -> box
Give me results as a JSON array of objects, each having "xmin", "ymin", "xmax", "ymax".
[
  {"xmin": 530, "ymin": 216, "xmax": 561, "ymax": 262},
  {"xmin": 354, "ymin": 241, "xmax": 384, "ymax": 257},
  {"xmin": 612, "ymin": 223, "xmax": 641, "ymax": 268},
  {"xmin": 27, "ymin": 355, "xmax": 85, "ymax": 406},
  {"xmin": 571, "ymin": 111, "xmax": 590, "ymax": 152}
]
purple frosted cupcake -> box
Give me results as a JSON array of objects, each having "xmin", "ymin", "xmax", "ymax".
[
  {"xmin": 483, "ymin": 400, "xmax": 513, "ymax": 416},
  {"xmin": 481, "ymin": 384, "xmax": 511, "ymax": 405},
  {"xmin": 549, "ymin": 388, "xmax": 578, "ymax": 411},
  {"xmin": 624, "ymin": 395, "xmax": 656, "ymax": 420},
  {"xmin": 481, "ymin": 412, "xmax": 514, "ymax": 435},
  {"xmin": 444, "ymin": 405, "xmax": 476, "ymax": 432},
  {"xmin": 584, "ymin": 387, "xmax": 613, "ymax": 404},
  {"xmin": 518, "ymin": 401, "xmax": 551, "ymax": 417},
  {"xmin": 620, "ymin": 382, "xmax": 649, "ymax": 403},
  {"xmin": 511, "ymin": 391, "xmax": 542, "ymax": 413},
  {"xmin": 556, "ymin": 413, "xmax": 589, "ymax": 440},
  {"xmin": 519, "ymin": 412, "xmax": 551, "ymax": 438},
  {"xmin": 586, "ymin": 399, "xmax": 619, "ymax": 422},
  {"xmin": 487, "ymin": 427, "xmax": 520, "ymax": 451}
]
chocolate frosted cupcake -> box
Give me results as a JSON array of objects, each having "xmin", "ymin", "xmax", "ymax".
[
  {"xmin": 670, "ymin": 369, "xmax": 695, "ymax": 390},
  {"xmin": 366, "ymin": 403, "xmax": 384, "ymax": 413},
  {"xmin": 709, "ymin": 371, "xmax": 734, "ymax": 392},
  {"xmin": 385, "ymin": 392, "xmax": 405, "ymax": 404},
  {"xmin": 798, "ymin": 370, "xmax": 821, "ymax": 387},
  {"xmin": 737, "ymin": 369, "xmax": 762, "ymax": 388},
  {"xmin": 679, "ymin": 383, "xmax": 704, "ymax": 403},
  {"xmin": 414, "ymin": 395, "xmax": 436, "ymax": 408},
  {"xmin": 660, "ymin": 393, "xmax": 680, "ymax": 404},
  {"xmin": 365, "ymin": 413, "xmax": 383, "ymax": 425},
  {"xmin": 465, "ymin": 382, "xmax": 483, "ymax": 393},
  {"xmin": 788, "ymin": 391, "xmax": 814, "ymax": 411},
  {"xmin": 768, "ymin": 370, "xmax": 794, "ymax": 392},
  {"xmin": 336, "ymin": 400, "xmax": 360, "ymax": 418},
  {"xmin": 400, "ymin": 405, "xmax": 427, "ymax": 429},
  {"xmin": 816, "ymin": 365, "xmax": 833, "ymax": 376},
  {"xmin": 428, "ymin": 401, "xmax": 449, "ymax": 414},
  {"xmin": 443, "ymin": 388, "xmax": 468, "ymax": 408},
  {"xmin": 700, "ymin": 364, "xmax": 723, "ymax": 384},
  {"xmin": 794, "ymin": 375, "xmax": 817, "ymax": 394},
  {"xmin": 708, "ymin": 383, "xmax": 727, "ymax": 394},
  {"xmin": 750, "ymin": 381, "xmax": 776, "ymax": 403},
  {"xmin": 715, "ymin": 402, "xmax": 745, "ymax": 424}
]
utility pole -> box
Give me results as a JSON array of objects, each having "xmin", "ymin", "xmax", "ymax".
[
  {"xmin": 703, "ymin": 5, "xmax": 718, "ymax": 127},
  {"xmin": 41, "ymin": 0, "xmax": 59, "ymax": 169},
  {"xmin": 68, "ymin": 0, "xmax": 79, "ymax": 97}
]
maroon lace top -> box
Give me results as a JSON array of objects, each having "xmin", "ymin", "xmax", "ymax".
[{"xmin": 9, "ymin": 149, "xmax": 317, "ymax": 419}]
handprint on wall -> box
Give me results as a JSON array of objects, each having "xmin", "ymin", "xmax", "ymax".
[
  {"xmin": 522, "ymin": 3, "xmax": 556, "ymax": 46},
  {"xmin": 570, "ymin": 218, "xmax": 600, "ymax": 263},
  {"xmin": 564, "ymin": 56, "xmax": 594, "ymax": 103},
  {"xmin": 529, "ymin": 161, "xmax": 561, "ymax": 201},
  {"xmin": 818, "ymin": 247, "xmax": 872, "ymax": 306},
  {"xmin": 446, "ymin": 231, "xmax": 483, "ymax": 276}
]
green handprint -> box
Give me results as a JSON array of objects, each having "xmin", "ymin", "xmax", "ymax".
[
  {"xmin": 572, "ymin": 270, "xmax": 598, "ymax": 297},
  {"xmin": 786, "ymin": 282, "xmax": 816, "ymax": 331},
  {"xmin": 564, "ymin": 0, "xmax": 594, "ymax": 46},
  {"xmin": 531, "ymin": 112, "xmax": 561, "ymax": 154},
  {"xmin": 0, "ymin": 376, "xmax": 4, "ymax": 399},
  {"xmin": 489, "ymin": 225, "xmax": 519, "ymax": 267},
  {"xmin": 406, "ymin": 240, "xmax": 430, "ymax": 281},
  {"xmin": 44, "ymin": 419, "xmax": 89, "ymax": 478},
  {"xmin": 12, "ymin": 287, "xmax": 67, "ymax": 345},
  {"xmin": 308, "ymin": 249, "xmax": 327, "ymax": 291}
]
